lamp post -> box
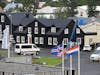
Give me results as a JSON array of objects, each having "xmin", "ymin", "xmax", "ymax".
[{"xmin": 8, "ymin": 14, "xmax": 14, "ymax": 58}]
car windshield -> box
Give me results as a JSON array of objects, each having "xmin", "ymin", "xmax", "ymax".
[{"xmin": 94, "ymin": 50, "xmax": 100, "ymax": 54}]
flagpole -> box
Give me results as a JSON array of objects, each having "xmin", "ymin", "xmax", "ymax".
[
  {"xmin": 78, "ymin": 44, "xmax": 80, "ymax": 75},
  {"xmin": 70, "ymin": 55, "xmax": 72, "ymax": 75},
  {"xmin": 62, "ymin": 40, "xmax": 64, "ymax": 75}
]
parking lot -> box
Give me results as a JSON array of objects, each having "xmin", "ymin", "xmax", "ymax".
[{"xmin": 0, "ymin": 48, "xmax": 100, "ymax": 75}]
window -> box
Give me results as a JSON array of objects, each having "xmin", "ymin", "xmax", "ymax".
[
  {"xmin": 40, "ymin": 37, "xmax": 44, "ymax": 44},
  {"xmin": 63, "ymin": 38, "xmax": 68, "ymax": 45},
  {"xmin": 0, "ymin": 31, "xmax": 2, "ymax": 41},
  {"xmin": 28, "ymin": 27, "xmax": 32, "ymax": 33},
  {"xmin": 48, "ymin": 37, "xmax": 52, "ymax": 45},
  {"xmin": 21, "ymin": 36, "xmax": 25, "ymax": 43},
  {"xmin": 34, "ymin": 37, "xmax": 38, "ymax": 44},
  {"xmin": 76, "ymin": 28, "xmax": 80, "ymax": 34},
  {"xmin": 35, "ymin": 22, "xmax": 38, "ymax": 27},
  {"xmin": 76, "ymin": 38, "xmax": 81, "ymax": 45},
  {"xmin": 16, "ymin": 36, "xmax": 20, "ymax": 43},
  {"xmin": 41, "ymin": 28, "xmax": 45, "ymax": 34},
  {"xmin": 22, "ymin": 45, "xmax": 32, "ymax": 48},
  {"xmin": 53, "ymin": 37, "xmax": 57, "ymax": 45},
  {"xmin": 34, "ymin": 27, "xmax": 38, "ymax": 34},
  {"xmin": 0, "ymin": 25, "xmax": 2, "ymax": 31},
  {"xmin": 51, "ymin": 27, "xmax": 56, "ymax": 33},
  {"xmin": 1, "ymin": 15, "xmax": 5, "ymax": 22},
  {"xmin": 19, "ymin": 26, "xmax": 23, "ymax": 32},
  {"xmin": 64, "ymin": 28, "xmax": 68, "ymax": 34}
]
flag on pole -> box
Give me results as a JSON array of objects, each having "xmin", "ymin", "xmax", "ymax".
[
  {"xmin": 51, "ymin": 44, "xmax": 63, "ymax": 56},
  {"xmin": 66, "ymin": 45, "xmax": 79, "ymax": 56},
  {"xmin": 2, "ymin": 27, "xmax": 9, "ymax": 49}
]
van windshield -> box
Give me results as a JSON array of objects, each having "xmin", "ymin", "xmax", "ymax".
[{"xmin": 21, "ymin": 45, "xmax": 32, "ymax": 48}]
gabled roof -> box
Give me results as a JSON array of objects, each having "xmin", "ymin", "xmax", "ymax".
[
  {"xmin": 37, "ymin": 18, "xmax": 73, "ymax": 28},
  {"xmin": 5, "ymin": 12, "xmax": 34, "ymax": 26}
]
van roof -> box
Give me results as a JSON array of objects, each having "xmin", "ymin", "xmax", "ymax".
[{"xmin": 15, "ymin": 43, "xmax": 35, "ymax": 45}]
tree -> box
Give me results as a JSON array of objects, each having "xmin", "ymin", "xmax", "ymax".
[
  {"xmin": 0, "ymin": 2, "xmax": 6, "ymax": 8},
  {"xmin": 87, "ymin": 0, "xmax": 99, "ymax": 17},
  {"xmin": 55, "ymin": 0, "xmax": 78, "ymax": 19},
  {"xmin": 15, "ymin": 0, "xmax": 39, "ymax": 15}
]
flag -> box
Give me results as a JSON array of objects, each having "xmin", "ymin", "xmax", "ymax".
[
  {"xmin": 51, "ymin": 44, "xmax": 63, "ymax": 56},
  {"xmin": 66, "ymin": 45, "xmax": 79, "ymax": 56},
  {"xmin": 2, "ymin": 27, "xmax": 9, "ymax": 49}
]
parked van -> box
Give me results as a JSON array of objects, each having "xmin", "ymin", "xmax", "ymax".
[
  {"xmin": 83, "ymin": 45, "xmax": 92, "ymax": 51},
  {"xmin": 90, "ymin": 47, "xmax": 100, "ymax": 61},
  {"xmin": 15, "ymin": 43, "xmax": 40, "ymax": 55}
]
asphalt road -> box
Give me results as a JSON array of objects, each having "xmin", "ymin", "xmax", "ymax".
[
  {"xmin": 0, "ymin": 48, "xmax": 100, "ymax": 75},
  {"xmin": 40, "ymin": 48, "xmax": 100, "ymax": 75}
]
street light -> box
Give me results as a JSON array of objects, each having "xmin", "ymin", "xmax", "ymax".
[{"xmin": 8, "ymin": 14, "xmax": 14, "ymax": 58}]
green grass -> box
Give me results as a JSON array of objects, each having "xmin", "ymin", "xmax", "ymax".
[{"xmin": 33, "ymin": 57, "xmax": 62, "ymax": 66}]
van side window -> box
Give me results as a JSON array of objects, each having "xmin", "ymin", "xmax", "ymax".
[
  {"xmin": 33, "ymin": 45, "xmax": 37, "ymax": 48},
  {"xmin": 16, "ymin": 45, "xmax": 19, "ymax": 48},
  {"xmin": 21, "ymin": 45, "xmax": 32, "ymax": 48}
]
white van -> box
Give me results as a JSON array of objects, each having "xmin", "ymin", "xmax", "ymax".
[
  {"xmin": 15, "ymin": 43, "xmax": 40, "ymax": 55},
  {"xmin": 90, "ymin": 47, "xmax": 100, "ymax": 61}
]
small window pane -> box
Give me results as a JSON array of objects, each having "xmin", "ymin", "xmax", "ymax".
[
  {"xmin": 64, "ymin": 28, "xmax": 68, "ymax": 34},
  {"xmin": 41, "ymin": 28, "xmax": 45, "ymax": 34},
  {"xmin": 76, "ymin": 38, "xmax": 81, "ymax": 45},
  {"xmin": 35, "ymin": 22, "xmax": 38, "ymax": 27},
  {"xmin": 34, "ymin": 27, "xmax": 38, "ymax": 34},
  {"xmin": 63, "ymin": 38, "xmax": 68, "ymax": 45},
  {"xmin": 21, "ymin": 36, "xmax": 25, "ymax": 43},
  {"xmin": 76, "ymin": 28, "xmax": 80, "ymax": 34},
  {"xmin": 0, "ymin": 25, "xmax": 2, "ymax": 31},
  {"xmin": 1, "ymin": 15, "xmax": 5, "ymax": 22},
  {"xmin": 19, "ymin": 26, "xmax": 23, "ymax": 32},
  {"xmin": 34, "ymin": 37, "xmax": 38, "ymax": 44},
  {"xmin": 16, "ymin": 36, "xmax": 20, "ymax": 43},
  {"xmin": 51, "ymin": 27, "xmax": 56, "ymax": 33},
  {"xmin": 48, "ymin": 37, "xmax": 52, "ymax": 45},
  {"xmin": 53, "ymin": 37, "xmax": 57, "ymax": 45},
  {"xmin": 40, "ymin": 37, "xmax": 44, "ymax": 44},
  {"xmin": 28, "ymin": 27, "xmax": 32, "ymax": 33}
]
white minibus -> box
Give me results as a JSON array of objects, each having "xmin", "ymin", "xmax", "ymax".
[{"xmin": 15, "ymin": 43, "xmax": 40, "ymax": 55}]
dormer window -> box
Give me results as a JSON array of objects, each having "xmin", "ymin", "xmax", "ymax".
[
  {"xmin": 41, "ymin": 28, "xmax": 45, "ymax": 34},
  {"xmin": 51, "ymin": 27, "xmax": 56, "ymax": 33},
  {"xmin": 1, "ymin": 15, "xmax": 5, "ymax": 22},
  {"xmin": 76, "ymin": 28, "xmax": 80, "ymax": 34},
  {"xmin": 35, "ymin": 22, "xmax": 38, "ymax": 27},
  {"xmin": 19, "ymin": 26, "xmax": 23, "ymax": 32},
  {"xmin": 64, "ymin": 28, "xmax": 68, "ymax": 34},
  {"xmin": 28, "ymin": 27, "xmax": 32, "ymax": 33}
]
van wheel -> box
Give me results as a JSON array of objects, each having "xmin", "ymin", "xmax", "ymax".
[
  {"xmin": 17, "ymin": 53, "xmax": 21, "ymax": 55},
  {"xmin": 36, "ymin": 51, "xmax": 40, "ymax": 56}
]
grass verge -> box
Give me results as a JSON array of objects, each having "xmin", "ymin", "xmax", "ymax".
[{"xmin": 32, "ymin": 57, "xmax": 62, "ymax": 66}]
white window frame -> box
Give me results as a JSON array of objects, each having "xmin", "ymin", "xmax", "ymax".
[
  {"xmin": 35, "ymin": 22, "xmax": 38, "ymax": 27},
  {"xmin": 19, "ymin": 26, "xmax": 23, "ymax": 32},
  {"xmin": 21, "ymin": 36, "xmax": 25, "ymax": 43},
  {"xmin": 76, "ymin": 38, "xmax": 81, "ymax": 45},
  {"xmin": 64, "ymin": 28, "xmax": 68, "ymax": 34},
  {"xmin": 34, "ymin": 27, "xmax": 38, "ymax": 34},
  {"xmin": 89, "ymin": 38, "xmax": 93, "ymax": 45},
  {"xmin": 1, "ymin": 15, "xmax": 5, "ymax": 22},
  {"xmin": 16, "ymin": 36, "xmax": 20, "ymax": 43},
  {"xmin": 0, "ymin": 25, "xmax": 2, "ymax": 31},
  {"xmin": 63, "ymin": 38, "xmax": 68, "ymax": 45},
  {"xmin": 48, "ymin": 37, "xmax": 52, "ymax": 45},
  {"xmin": 40, "ymin": 37, "xmax": 44, "ymax": 44},
  {"xmin": 51, "ymin": 27, "xmax": 56, "ymax": 33},
  {"xmin": 34, "ymin": 37, "xmax": 38, "ymax": 44},
  {"xmin": 53, "ymin": 37, "xmax": 57, "ymax": 45},
  {"xmin": 76, "ymin": 28, "xmax": 80, "ymax": 34},
  {"xmin": 28, "ymin": 27, "xmax": 32, "ymax": 33},
  {"xmin": 41, "ymin": 28, "xmax": 45, "ymax": 34}
]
